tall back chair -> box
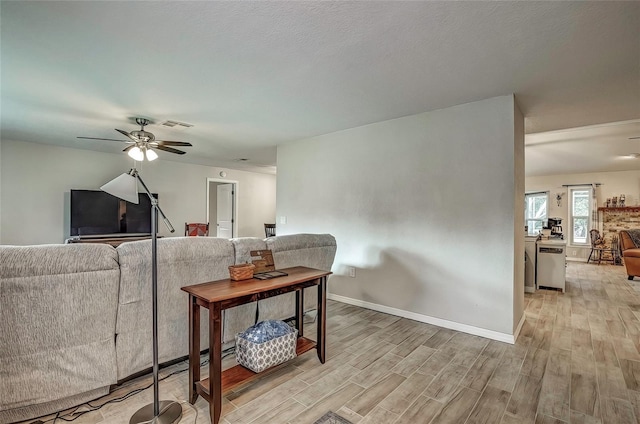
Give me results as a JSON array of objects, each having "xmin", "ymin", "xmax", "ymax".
[
  {"xmin": 264, "ymin": 223, "xmax": 276, "ymax": 238},
  {"xmin": 588, "ymin": 229, "xmax": 604, "ymax": 263},
  {"xmin": 185, "ymin": 223, "xmax": 209, "ymax": 237},
  {"xmin": 588, "ymin": 229, "xmax": 616, "ymax": 264}
]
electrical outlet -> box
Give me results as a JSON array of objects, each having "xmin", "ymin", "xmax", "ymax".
[
  {"xmin": 572, "ymin": 250, "xmax": 577, "ymax": 256},
  {"xmin": 279, "ymin": 216, "xmax": 287, "ymax": 224},
  {"xmin": 348, "ymin": 266, "xmax": 356, "ymax": 278}
]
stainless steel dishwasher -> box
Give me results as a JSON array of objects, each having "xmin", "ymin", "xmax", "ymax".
[{"xmin": 536, "ymin": 239, "xmax": 567, "ymax": 292}]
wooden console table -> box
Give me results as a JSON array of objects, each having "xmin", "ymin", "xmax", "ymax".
[{"xmin": 181, "ymin": 266, "xmax": 331, "ymax": 424}]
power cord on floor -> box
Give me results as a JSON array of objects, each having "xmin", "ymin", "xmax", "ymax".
[{"xmin": 33, "ymin": 347, "xmax": 234, "ymax": 424}]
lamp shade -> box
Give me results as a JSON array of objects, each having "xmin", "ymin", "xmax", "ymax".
[
  {"xmin": 145, "ymin": 148, "xmax": 158, "ymax": 161},
  {"xmin": 100, "ymin": 172, "xmax": 139, "ymax": 204},
  {"xmin": 128, "ymin": 146, "xmax": 144, "ymax": 162}
]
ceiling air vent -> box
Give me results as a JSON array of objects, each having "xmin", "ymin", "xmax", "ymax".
[{"xmin": 161, "ymin": 120, "xmax": 194, "ymax": 128}]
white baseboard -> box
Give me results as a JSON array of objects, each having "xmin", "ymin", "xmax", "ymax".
[
  {"xmin": 327, "ymin": 293, "xmax": 516, "ymax": 344},
  {"xmin": 525, "ymin": 286, "xmax": 536, "ymax": 294}
]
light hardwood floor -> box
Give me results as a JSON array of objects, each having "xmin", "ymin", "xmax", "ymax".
[{"xmin": 22, "ymin": 262, "xmax": 640, "ymax": 424}]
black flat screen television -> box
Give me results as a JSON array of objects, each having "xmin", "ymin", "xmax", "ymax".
[{"xmin": 70, "ymin": 189, "xmax": 158, "ymax": 237}]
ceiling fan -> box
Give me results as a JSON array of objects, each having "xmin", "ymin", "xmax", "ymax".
[{"xmin": 78, "ymin": 118, "xmax": 192, "ymax": 161}]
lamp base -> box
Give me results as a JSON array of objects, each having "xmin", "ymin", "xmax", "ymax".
[{"xmin": 129, "ymin": 400, "xmax": 182, "ymax": 424}]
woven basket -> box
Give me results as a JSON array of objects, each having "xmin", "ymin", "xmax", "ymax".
[
  {"xmin": 229, "ymin": 263, "xmax": 255, "ymax": 281},
  {"xmin": 236, "ymin": 328, "xmax": 297, "ymax": 373}
]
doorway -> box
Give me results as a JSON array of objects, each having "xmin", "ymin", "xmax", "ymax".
[{"xmin": 206, "ymin": 178, "xmax": 238, "ymax": 238}]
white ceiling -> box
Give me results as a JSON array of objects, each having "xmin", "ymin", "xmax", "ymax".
[
  {"xmin": 526, "ymin": 119, "xmax": 640, "ymax": 177},
  {"xmin": 1, "ymin": 1, "xmax": 639, "ymax": 175}
]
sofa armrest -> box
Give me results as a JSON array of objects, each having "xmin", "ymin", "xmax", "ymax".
[{"xmin": 619, "ymin": 231, "xmax": 636, "ymax": 251}]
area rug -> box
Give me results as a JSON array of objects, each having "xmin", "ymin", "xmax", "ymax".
[{"xmin": 313, "ymin": 411, "xmax": 353, "ymax": 424}]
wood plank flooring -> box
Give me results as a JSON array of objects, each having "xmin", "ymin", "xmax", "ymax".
[{"xmin": 19, "ymin": 262, "xmax": 640, "ymax": 424}]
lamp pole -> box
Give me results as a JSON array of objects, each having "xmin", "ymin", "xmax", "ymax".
[
  {"xmin": 151, "ymin": 199, "xmax": 159, "ymax": 417},
  {"xmin": 102, "ymin": 168, "xmax": 181, "ymax": 423},
  {"xmin": 126, "ymin": 171, "xmax": 181, "ymax": 424}
]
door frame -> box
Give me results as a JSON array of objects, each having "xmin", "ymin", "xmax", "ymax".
[{"xmin": 206, "ymin": 178, "xmax": 239, "ymax": 238}]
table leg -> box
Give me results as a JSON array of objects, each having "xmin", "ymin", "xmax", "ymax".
[
  {"xmin": 188, "ymin": 295, "xmax": 200, "ymax": 404},
  {"xmin": 209, "ymin": 302, "xmax": 222, "ymax": 424},
  {"xmin": 317, "ymin": 276, "xmax": 326, "ymax": 364},
  {"xmin": 295, "ymin": 289, "xmax": 304, "ymax": 337}
]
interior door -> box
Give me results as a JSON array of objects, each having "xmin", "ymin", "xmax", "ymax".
[{"xmin": 216, "ymin": 184, "xmax": 234, "ymax": 238}]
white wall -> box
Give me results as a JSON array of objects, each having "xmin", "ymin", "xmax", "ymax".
[
  {"xmin": 513, "ymin": 101, "xmax": 525, "ymax": 333},
  {"xmin": 0, "ymin": 140, "xmax": 276, "ymax": 245},
  {"xmin": 526, "ymin": 169, "xmax": 640, "ymax": 260},
  {"xmin": 0, "ymin": 137, "xmax": 2, "ymax": 243},
  {"xmin": 277, "ymin": 95, "xmax": 524, "ymax": 341}
]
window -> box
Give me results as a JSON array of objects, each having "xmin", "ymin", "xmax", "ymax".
[
  {"xmin": 525, "ymin": 192, "xmax": 548, "ymax": 236},
  {"xmin": 571, "ymin": 188, "xmax": 591, "ymax": 245}
]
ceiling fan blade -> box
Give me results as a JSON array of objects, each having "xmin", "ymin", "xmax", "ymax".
[
  {"xmin": 123, "ymin": 145, "xmax": 135, "ymax": 152},
  {"xmin": 154, "ymin": 140, "xmax": 193, "ymax": 147},
  {"xmin": 77, "ymin": 136, "xmax": 132, "ymax": 143},
  {"xmin": 630, "ymin": 137, "xmax": 640, "ymax": 140},
  {"xmin": 115, "ymin": 128, "xmax": 138, "ymax": 142},
  {"xmin": 155, "ymin": 145, "xmax": 187, "ymax": 155}
]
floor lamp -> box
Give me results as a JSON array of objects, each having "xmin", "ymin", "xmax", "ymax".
[{"xmin": 101, "ymin": 168, "xmax": 182, "ymax": 424}]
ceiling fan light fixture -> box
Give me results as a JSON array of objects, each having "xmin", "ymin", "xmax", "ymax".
[
  {"xmin": 78, "ymin": 117, "xmax": 192, "ymax": 160},
  {"xmin": 146, "ymin": 148, "xmax": 158, "ymax": 161},
  {"xmin": 128, "ymin": 146, "xmax": 144, "ymax": 161}
]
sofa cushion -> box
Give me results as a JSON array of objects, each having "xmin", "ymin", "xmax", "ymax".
[
  {"xmin": 265, "ymin": 234, "xmax": 337, "ymax": 272},
  {"xmin": 115, "ymin": 237, "xmax": 234, "ymax": 380},
  {"xmin": 231, "ymin": 237, "xmax": 267, "ymax": 265},
  {"xmin": 0, "ymin": 244, "xmax": 119, "ymax": 416},
  {"xmin": 259, "ymin": 234, "xmax": 337, "ymax": 321}
]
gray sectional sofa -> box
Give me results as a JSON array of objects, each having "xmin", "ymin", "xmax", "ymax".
[{"xmin": 0, "ymin": 234, "xmax": 336, "ymax": 423}]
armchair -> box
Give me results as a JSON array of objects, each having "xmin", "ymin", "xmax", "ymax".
[{"xmin": 618, "ymin": 230, "xmax": 640, "ymax": 280}]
